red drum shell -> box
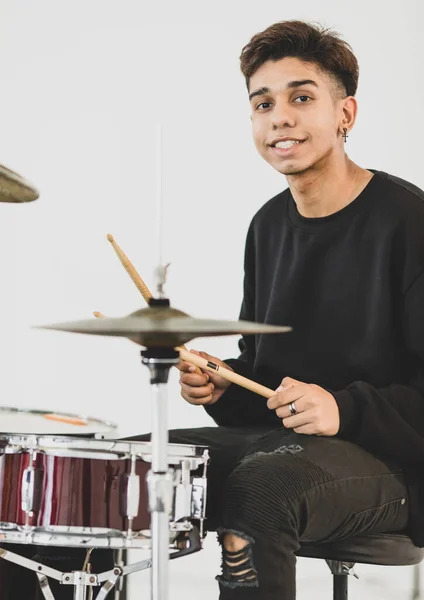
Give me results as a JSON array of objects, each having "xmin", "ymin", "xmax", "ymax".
[{"xmin": 0, "ymin": 451, "xmax": 150, "ymax": 531}]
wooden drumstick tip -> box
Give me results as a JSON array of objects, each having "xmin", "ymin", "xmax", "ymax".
[{"xmin": 106, "ymin": 233, "xmax": 114, "ymax": 243}]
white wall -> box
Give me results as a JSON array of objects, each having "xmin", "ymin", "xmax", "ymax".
[{"xmin": 0, "ymin": 0, "xmax": 422, "ymax": 597}]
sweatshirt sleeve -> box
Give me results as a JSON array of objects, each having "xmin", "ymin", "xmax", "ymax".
[
  {"xmin": 204, "ymin": 220, "xmax": 281, "ymax": 427},
  {"xmin": 334, "ymin": 270, "xmax": 424, "ymax": 463}
]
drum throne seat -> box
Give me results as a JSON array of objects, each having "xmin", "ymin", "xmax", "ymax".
[{"xmin": 297, "ymin": 532, "xmax": 423, "ymax": 599}]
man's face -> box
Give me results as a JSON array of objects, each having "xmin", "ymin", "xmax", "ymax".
[{"xmin": 249, "ymin": 57, "xmax": 346, "ymax": 176}]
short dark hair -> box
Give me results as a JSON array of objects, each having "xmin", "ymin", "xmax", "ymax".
[{"xmin": 240, "ymin": 20, "xmax": 359, "ymax": 97}]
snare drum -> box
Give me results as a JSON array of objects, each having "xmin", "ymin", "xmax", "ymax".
[
  {"xmin": 0, "ymin": 435, "xmax": 208, "ymax": 549},
  {"xmin": 0, "ymin": 406, "xmax": 116, "ymax": 436}
]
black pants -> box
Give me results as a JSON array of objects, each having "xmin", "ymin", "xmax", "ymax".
[
  {"xmin": 0, "ymin": 426, "xmax": 409, "ymax": 599},
  {"xmin": 156, "ymin": 426, "xmax": 409, "ymax": 599}
]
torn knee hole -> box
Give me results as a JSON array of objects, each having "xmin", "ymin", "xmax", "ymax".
[
  {"xmin": 217, "ymin": 529, "xmax": 258, "ymax": 588},
  {"xmin": 220, "ymin": 546, "xmax": 258, "ymax": 585}
]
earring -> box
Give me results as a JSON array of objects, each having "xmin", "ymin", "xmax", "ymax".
[{"xmin": 342, "ymin": 127, "xmax": 349, "ymax": 143}]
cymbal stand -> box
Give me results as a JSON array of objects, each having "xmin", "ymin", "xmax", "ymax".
[{"xmin": 141, "ymin": 344, "xmax": 179, "ymax": 600}]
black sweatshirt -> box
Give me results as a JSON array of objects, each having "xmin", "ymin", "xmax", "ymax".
[{"xmin": 205, "ymin": 169, "xmax": 424, "ymax": 546}]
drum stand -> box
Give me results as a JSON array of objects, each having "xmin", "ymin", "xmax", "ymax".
[
  {"xmin": 0, "ymin": 546, "xmax": 150, "ymax": 600},
  {"xmin": 0, "ymin": 526, "xmax": 201, "ymax": 600}
]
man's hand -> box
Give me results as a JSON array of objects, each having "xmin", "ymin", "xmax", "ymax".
[
  {"xmin": 177, "ymin": 350, "xmax": 232, "ymax": 406},
  {"xmin": 267, "ymin": 376, "xmax": 340, "ymax": 436}
]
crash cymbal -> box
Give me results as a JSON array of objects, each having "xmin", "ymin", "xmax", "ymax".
[
  {"xmin": 0, "ymin": 163, "xmax": 39, "ymax": 203},
  {"xmin": 37, "ymin": 304, "xmax": 292, "ymax": 347}
]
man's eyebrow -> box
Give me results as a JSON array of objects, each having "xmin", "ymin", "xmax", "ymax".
[
  {"xmin": 248, "ymin": 87, "xmax": 270, "ymax": 102},
  {"xmin": 287, "ymin": 79, "xmax": 318, "ymax": 90},
  {"xmin": 248, "ymin": 80, "xmax": 319, "ymax": 102}
]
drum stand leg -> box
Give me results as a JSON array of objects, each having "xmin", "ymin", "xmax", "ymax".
[
  {"xmin": 114, "ymin": 549, "xmax": 125, "ymax": 600},
  {"xmin": 0, "ymin": 547, "xmax": 130, "ymax": 600},
  {"xmin": 142, "ymin": 348, "xmax": 179, "ymax": 600},
  {"xmin": 0, "ymin": 528, "xmax": 202, "ymax": 600},
  {"xmin": 36, "ymin": 573, "xmax": 56, "ymax": 600}
]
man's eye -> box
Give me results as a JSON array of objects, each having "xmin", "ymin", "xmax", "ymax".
[
  {"xmin": 294, "ymin": 96, "xmax": 311, "ymax": 103},
  {"xmin": 256, "ymin": 102, "xmax": 272, "ymax": 110}
]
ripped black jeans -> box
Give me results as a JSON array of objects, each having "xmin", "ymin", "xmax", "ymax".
[{"xmin": 158, "ymin": 426, "xmax": 409, "ymax": 600}]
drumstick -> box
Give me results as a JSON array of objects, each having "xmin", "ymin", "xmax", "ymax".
[
  {"xmin": 107, "ymin": 234, "xmax": 153, "ymax": 300},
  {"xmin": 93, "ymin": 311, "xmax": 276, "ymax": 399},
  {"xmin": 106, "ymin": 233, "xmax": 202, "ymax": 373}
]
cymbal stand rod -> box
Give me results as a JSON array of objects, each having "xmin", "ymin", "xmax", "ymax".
[
  {"xmin": 155, "ymin": 122, "xmax": 165, "ymax": 295},
  {"xmin": 142, "ymin": 348, "xmax": 179, "ymax": 600}
]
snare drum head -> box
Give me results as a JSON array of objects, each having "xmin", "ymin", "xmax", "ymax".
[{"xmin": 0, "ymin": 406, "xmax": 116, "ymax": 435}]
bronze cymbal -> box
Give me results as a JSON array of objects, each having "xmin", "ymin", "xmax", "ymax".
[
  {"xmin": 0, "ymin": 163, "xmax": 39, "ymax": 203},
  {"xmin": 37, "ymin": 304, "xmax": 292, "ymax": 347}
]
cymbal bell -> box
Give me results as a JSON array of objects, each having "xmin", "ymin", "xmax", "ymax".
[
  {"xmin": 37, "ymin": 303, "xmax": 292, "ymax": 347},
  {"xmin": 0, "ymin": 163, "xmax": 39, "ymax": 203}
]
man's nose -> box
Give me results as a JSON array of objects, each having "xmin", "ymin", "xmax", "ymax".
[{"xmin": 271, "ymin": 101, "xmax": 296, "ymax": 129}]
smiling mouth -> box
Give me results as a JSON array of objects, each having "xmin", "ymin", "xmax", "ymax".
[
  {"xmin": 271, "ymin": 139, "xmax": 305, "ymax": 149},
  {"xmin": 270, "ymin": 140, "xmax": 306, "ymax": 155}
]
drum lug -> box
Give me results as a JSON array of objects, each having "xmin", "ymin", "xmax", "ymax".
[
  {"xmin": 146, "ymin": 470, "xmax": 174, "ymax": 514},
  {"xmin": 125, "ymin": 473, "xmax": 140, "ymax": 519},
  {"xmin": 122, "ymin": 454, "xmax": 141, "ymax": 539},
  {"xmin": 191, "ymin": 476, "xmax": 207, "ymax": 520},
  {"xmin": 21, "ymin": 466, "xmax": 35, "ymax": 514},
  {"xmin": 174, "ymin": 459, "xmax": 193, "ymax": 521},
  {"xmin": 21, "ymin": 453, "xmax": 42, "ymax": 525}
]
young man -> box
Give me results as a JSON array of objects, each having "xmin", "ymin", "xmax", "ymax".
[
  {"xmin": 2, "ymin": 19, "xmax": 423, "ymax": 600},
  {"xmin": 176, "ymin": 19, "xmax": 424, "ymax": 599}
]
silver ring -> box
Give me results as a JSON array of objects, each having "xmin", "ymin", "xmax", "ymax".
[{"xmin": 289, "ymin": 402, "xmax": 297, "ymax": 415}]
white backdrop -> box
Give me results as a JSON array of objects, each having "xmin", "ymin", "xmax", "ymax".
[{"xmin": 0, "ymin": 0, "xmax": 422, "ymax": 598}]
